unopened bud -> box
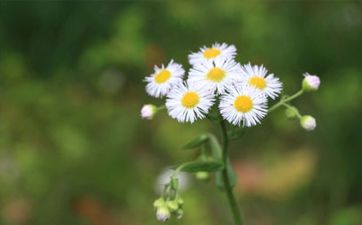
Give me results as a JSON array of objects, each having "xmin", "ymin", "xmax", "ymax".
[
  {"xmin": 167, "ymin": 201, "xmax": 179, "ymax": 211},
  {"xmin": 285, "ymin": 106, "xmax": 299, "ymax": 119},
  {"xmin": 300, "ymin": 115, "xmax": 316, "ymax": 131},
  {"xmin": 156, "ymin": 206, "xmax": 171, "ymax": 222},
  {"xmin": 176, "ymin": 209, "xmax": 184, "ymax": 219},
  {"xmin": 176, "ymin": 197, "xmax": 184, "ymax": 206},
  {"xmin": 302, "ymin": 73, "xmax": 320, "ymax": 92},
  {"xmin": 195, "ymin": 171, "xmax": 210, "ymax": 180},
  {"xmin": 141, "ymin": 104, "xmax": 157, "ymax": 120},
  {"xmin": 153, "ymin": 198, "xmax": 165, "ymax": 208}
]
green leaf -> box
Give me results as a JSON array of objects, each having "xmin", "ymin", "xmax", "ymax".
[
  {"xmin": 208, "ymin": 134, "xmax": 222, "ymax": 159},
  {"xmin": 180, "ymin": 161, "xmax": 224, "ymax": 173},
  {"xmin": 182, "ymin": 134, "xmax": 209, "ymax": 150},
  {"xmin": 206, "ymin": 134, "xmax": 237, "ymax": 189},
  {"xmin": 216, "ymin": 160, "xmax": 237, "ymax": 190}
]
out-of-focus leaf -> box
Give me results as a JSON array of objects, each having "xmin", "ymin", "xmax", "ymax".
[
  {"xmin": 216, "ymin": 160, "xmax": 237, "ymax": 190},
  {"xmin": 207, "ymin": 133, "xmax": 237, "ymax": 189},
  {"xmin": 180, "ymin": 161, "xmax": 224, "ymax": 173},
  {"xmin": 182, "ymin": 134, "xmax": 208, "ymax": 150},
  {"xmin": 208, "ymin": 134, "xmax": 222, "ymax": 160}
]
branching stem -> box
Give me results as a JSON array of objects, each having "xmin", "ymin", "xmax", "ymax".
[{"xmin": 269, "ymin": 89, "xmax": 304, "ymax": 113}]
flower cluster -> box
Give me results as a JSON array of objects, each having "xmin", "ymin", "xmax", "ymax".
[
  {"xmin": 143, "ymin": 42, "xmax": 283, "ymax": 127},
  {"xmin": 142, "ymin": 43, "xmax": 321, "ymax": 223},
  {"xmin": 153, "ymin": 175, "xmax": 184, "ymax": 222}
]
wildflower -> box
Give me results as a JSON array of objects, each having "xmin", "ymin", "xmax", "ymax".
[
  {"xmin": 188, "ymin": 58, "xmax": 242, "ymax": 94},
  {"xmin": 140, "ymin": 104, "xmax": 157, "ymax": 120},
  {"xmin": 219, "ymin": 85, "xmax": 268, "ymax": 127},
  {"xmin": 188, "ymin": 42, "xmax": 237, "ymax": 65},
  {"xmin": 302, "ymin": 73, "xmax": 320, "ymax": 91},
  {"xmin": 145, "ymin": 60, "xmax": 185, "ymax": 98},
  {"xmin": 300, "ymin": 115, "xmax": 316, "ymax": 131},
  {"xmin": 165, "ymin": 82, "xmax": 215, "ymax": 123},
  {"xmin": 240, "ymin": 63, "xmax": 282, "ymax": 99}
]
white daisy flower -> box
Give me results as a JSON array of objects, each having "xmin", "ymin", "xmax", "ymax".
[
  {"xmin": 240, "ymin": 63, "xmax": 282, "ymax": 99},
  {"xmin": 145, "ymin": 60, "xmax": 185, "ymax": 98},
  {"xmin": 219, "ymin": 85, "xmax": 268, "ymax": 127},
  {"xmin": 188, "ymin": 42, "xmax": 237, "ymax": 65},
  {"xmin": 188, "ymin": 58, "xmax": 242, "ymax": 94},
  {"xmin": 165, "ymin": 82, "xmax": 215, "ymax": 123}
]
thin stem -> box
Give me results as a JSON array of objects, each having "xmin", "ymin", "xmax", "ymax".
[
  {"xmin": 220, "ymin": 120, "xmax": 244, "ymax": 225},
  {"xmin": 269, "ymin": 89, "xmax": 304, "ymax": 113}
]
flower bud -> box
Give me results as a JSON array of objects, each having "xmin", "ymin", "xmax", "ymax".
[
  {"xmin": 176, "ymin": 197, "xmax": 184, "ymax": 206},
  {"xmin": 153, "ymin": 198, "xmax": 164, "ymax": 208},
  {"xmin": 167, "ymin": 201, "xmax": 179, "ymax": 211},
  {"xmin": 195, "ymin": 171, "xmax": 210, "ymax": 180},
  {"xmin": 141, "ymin": 104, "xmax": 157, "ymax": 120},
  {"xmin": 176, "ymin": 208, "xmax": 184, "ymax": 219},
  {"xmin": 300, "ymin": 115, "xmax": 316, "ymax": 131},
  {"xmin": 302, "ymin": 73, "xmax": 320, "ymax": 92},
  {"xmin": 285, "ymin": 106, "xmax": 299, "ymax": 119},
  {"xmin": 156, "ymin": 206, "xmax": 171, "ymax": 222}
]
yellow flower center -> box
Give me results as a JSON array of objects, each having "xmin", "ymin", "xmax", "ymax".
[
  {"xmin": 154, "ymin": 70, "xmax": 171, "ymax": 84},
  {"xmin": 249, "ymin": 76, "xmax": 266, "ymax": 90},
  {"xmin": 234, "ymin": 96, "xmax": 253, "ymax": 113},
  {"xmin": 203, "ymin": 48, "xmax": 221, "ymax": 59},
  {"xmin": 181, "ymin": 92, "xmax": 199, "ymax": 108},
  {"xmin": 207, "ymin": 67, "xmax": 225, "ymax": 82}
]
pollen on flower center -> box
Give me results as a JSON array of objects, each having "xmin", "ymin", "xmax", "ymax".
[
  {"xmin": 249, "ymin": 76, "xmax": 266, "ymax": 90},
  {"xmin": 207, "ymin": 67, "xmax": 225, "ymax": 82},
  {"xmin": 203, "ymin": 48, "xmax": 221, "ymax": 59},
  {"xmin": 234, "ymin": 96, "xmax": 253, "ymax": 113},
  {"xmin": 181, "ymin": 92, "xmax": 199, "ymax": 108},
  {"xmin": 155, "ymin": 70, "xmax": 171, "ymax": 84}
]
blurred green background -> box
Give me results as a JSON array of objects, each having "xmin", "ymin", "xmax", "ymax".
[{"xmin": 0, "ymin": 1, "xmax": 361, "ymax": 225}]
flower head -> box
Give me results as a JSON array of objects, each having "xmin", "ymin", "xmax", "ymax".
[
  {"xmin": 140, "ymin": 104, "xmax": 157, "ymax": 120},
  {"xmin": 302, "ymin": 73, "xmax": 320, "ymax": 91},
  {"xmin": 188, "ymin": 58, "xmax": 242, "ymax": 94},
  {"xmin": 165, "ymin": 82, "xmax": 215, "ymax": 123},
  {"xmin": 219, "ymin": 85, "xmax": 268, "ymax": 127},
  {"xmin": 188, "ymin": 42, "xmax": 237, "ymax": 65},
  {"xmin": 239, "ymin": 63, "xmax": 282, "ymax": 99},
  {"xmin": 145, "ymin": 60, "xmax": 185, "ymax": 98},
  {"xmin": 300, "ymin": 115, "xmax": 316, "ymax": 131}
]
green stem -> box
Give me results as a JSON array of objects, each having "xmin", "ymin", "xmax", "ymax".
[
  {"xmin": 269, "ymin": 89, "xmax": 304, "ymax": 113},
  {"xmin": 220, "ymin": 120, "xmax": 244, "ymax": 225}
]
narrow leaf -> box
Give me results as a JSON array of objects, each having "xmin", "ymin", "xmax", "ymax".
[
  {"xmin": 216, "ymin": 160, "xmax": 237, "ymax": 190},
  {"xmin": 180, "ymin": 161, "xmax": 224, "ymax": 173},
  {"xmin": 182, "ymin": 134, "xmax": 208, "ymax": 150},
  {"xmin": 208, "ymin": 134, "xmax": 222, "ymax": 160}
]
